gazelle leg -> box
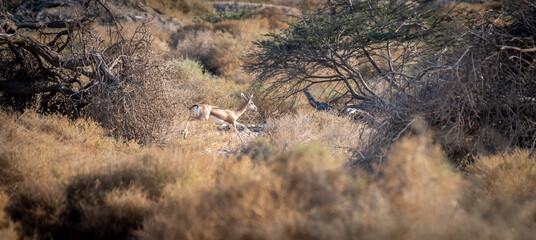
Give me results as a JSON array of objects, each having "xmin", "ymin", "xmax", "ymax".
[
  {"xmin": 232, "ymin": 122, "xmax": 245, "ymax": 143},
  {"xmin": 182, "ymin": 117, "xmax": 191, "ymax": 139},
  {"xmin": 182, "ymin": 116, "xmax": 201, "ymax": 139}
]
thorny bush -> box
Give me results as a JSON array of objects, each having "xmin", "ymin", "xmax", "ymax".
[{"xmin": 0, "ymin": 0, "xmax": 177, "ymax": 143}]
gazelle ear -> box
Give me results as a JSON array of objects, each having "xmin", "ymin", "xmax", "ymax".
[
  {"xmin": 249, "ymin": 93, "xmax": 254, "ymax": 100},
  {"xmin": 241, "ymin": 93, "xmax": 247, "ymax": 102}
]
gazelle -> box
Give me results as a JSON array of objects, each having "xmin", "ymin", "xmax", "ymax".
[{"xmin": 182, "ymin": 93, "xmax": 257, "ymax": 142}]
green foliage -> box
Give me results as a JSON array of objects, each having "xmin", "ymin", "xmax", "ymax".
[
  {"xmin": 246, "ymin": 0, "xmax": 450, "ymax": 108},
  {"xmin": 146, "ymin": 0, "xmax": 213, "ymax": 17},
  {"xmin": 204, "ymin": 10, "xmax": 252, "ymax": 24}
]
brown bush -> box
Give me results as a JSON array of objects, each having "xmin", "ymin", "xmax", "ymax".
[
  {"xmin": 140, "ymin": 144, "xmax": 359, "ymax": 240},
  {"xmin": 205, "ymin": 33, "xmax": 244, "ymax": 77},
  {"xmin": 172, "ymin": 19, "xmax": 270, "ymax": 78},
  {"xmin": 213, "ymin": 20, "xmax": 243, "ymax": 36},
  {"xmin": 3, "ymin": 109, "xmax": 536, "ymax": 240},
  {"xmin": 82, "ymin": 23, "xmax": 181, "ymax": 144},
  {"xmin": 408, "ymin": 0, "xmax": 536, "ymax": 164},
  {"xmin": 1, "ymin": 2, "xmax": 181, "ymax": 144},
  {"xmin": 4, "ymin": 166, "xmax": 166, "ymax": 240},
  {"xmin": 254, "ymin": 7, "xmax": 292, "ymax": 30},
  {"xmin": 174, "ymin": 29, "xmax": 244, "ymax": 77},
  {"xmin": 460, "ymin": 150, "xmax": 536, "ymax": 239}
]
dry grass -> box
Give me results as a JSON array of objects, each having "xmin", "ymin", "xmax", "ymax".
[
  {"xmin": 2, "ymin": 107, "xmax": 535, "ymax": 239},
  {"xmin": 0, "ymin": 109, "xmax": 138, "ymax": 190},
  {"xmin": 265, "ymin": 110, "xmax": 368, "ymax": 152},
  {"xmin": 172, "ymin": 18, "xmax": 271, "ymax": 79}
]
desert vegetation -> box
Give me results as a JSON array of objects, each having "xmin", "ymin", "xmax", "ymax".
[{"xmin": 1, "ymin": 0, "xmax": 536, "ymax": 239}]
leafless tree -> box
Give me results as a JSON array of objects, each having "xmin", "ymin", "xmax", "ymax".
[{"xmin": 0, "ymin": 0, "xmax": 177, "ymax": 143}]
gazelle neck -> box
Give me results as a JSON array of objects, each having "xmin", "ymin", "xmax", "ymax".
[{"xmin": 235, "ymin": 101, "xmax": 249, "ymax": 118}]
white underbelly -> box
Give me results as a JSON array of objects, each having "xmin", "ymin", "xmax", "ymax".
[{"xmin": 209, "ymin": 115, "xmax": 226, "ymax": 124}]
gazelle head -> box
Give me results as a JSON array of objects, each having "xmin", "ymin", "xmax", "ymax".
[{"xmin": 241, "ymin": 93, "xmax": 257, "ymax": 111}]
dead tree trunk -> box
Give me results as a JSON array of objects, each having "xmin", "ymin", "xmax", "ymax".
[{"xmin": 302, "ymin": 88, "xmax": 332, "ymax": 112}]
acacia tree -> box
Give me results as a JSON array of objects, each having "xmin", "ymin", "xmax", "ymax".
[
  {"xmin": 248, "ymin": 0, "xmax": 536, "ymax": 167},
  {"xmin": 246, "ymin": 0, "xmax": 454, "ymax": 118}
]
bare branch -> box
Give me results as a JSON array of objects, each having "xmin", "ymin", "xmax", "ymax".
[
  {"xmin": 500, "ymin": 45, "xmax": 536, "ymax": 53},
  {"xmin": 0, "ymin": 33, "xmax": 89, "ymax": 70}
]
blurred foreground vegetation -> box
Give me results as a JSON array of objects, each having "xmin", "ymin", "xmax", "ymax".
[{"xmin": 1, "ymin": 109, "xmax": 535, "ymax": 239}]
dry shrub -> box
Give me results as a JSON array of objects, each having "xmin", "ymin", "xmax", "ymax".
[
  {"xmin": 0, "ymin": 109, "xmax": 144, "ymax": 240},
  {"xmin": 3, "ymin": 108, "xmax": 536, "ymax": 239},
  {"xmin": 86, "ymin": 26, "xmax": 179, "ymax": 144},
  {"xmin": 0, "ymin": 109, "xmax": 137, "ymax": 194},
  {"xmin": 213, "ymin": 20, "xmax": 244, "ymax": 36},
  {"xmin": 1, "ymin": 2, "xmax": 181, "ymax": 144},
  {"xmin": 5, "ymin": 183, "xmax": 64, "ymax": 239},
  {"xmin": 373, "ymin": 132, "xmax": 467, "ymax": 239},
  {"xmin": 86, "ymin": 66, "xmax": 178, "ymax": 144},
  {"xmin": 0, "ymin": 152, "xmax": 24, "ymax": 195},
  {"xmin": 141, "ymin": 134, "xmax": 502, "ymax": 240},
  {"xmin": 205, "ymin": 33, "xmax": 244, "ymax": 77},
  {"xmin": 254, "ymin": 7, "xmax": 292, "ymax": 29},
  {"xmin": 173, "ymin": 19, "xmax": 270, "ymax": 78},
  {"xmin": 140, "ymin": 144, "xmax": 360, "ymax": 240},
  {"xmin": 265, "ymin": 110, "xmax": 368, "ymax": 151},
  {"xmin": 462, "ymin": 151, "xmax": 536, "ymax": 239},
  {"xmin": 370, "ymin": 132, "xmax": 536, "ymax": 240},
  {"xmin": 175, "ymin": 29, "xmax": 244, "ymax": 77},
  {"xmin": 2, "ymin": 143, "xmax": 187, "ymax": 240},
  {"xmin": 396, "ymin": 0, "xmax": 536, "ymax": 164},
  {"xmin": 5, "ymin": 169, "xmax": 159, "ymax": 240},
  {"xmin": 468, "ymin": 151, "xmax": 536, "ymax": 201},
  {"xmin": 141, "ymin": 180, "xmax": 292, "ymax": 240}
]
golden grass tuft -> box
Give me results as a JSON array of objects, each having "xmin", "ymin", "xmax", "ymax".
[
  {"xmin": 468, "ymin": 150, "xmax": 536, "ymax": 201},
  {"xmin": 0, "ymin": 109, "xmax": 137, "ymax": 192},
  {"xmin": 460, "ymin": 150, "xmax": 536, "ymax": 239}
]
